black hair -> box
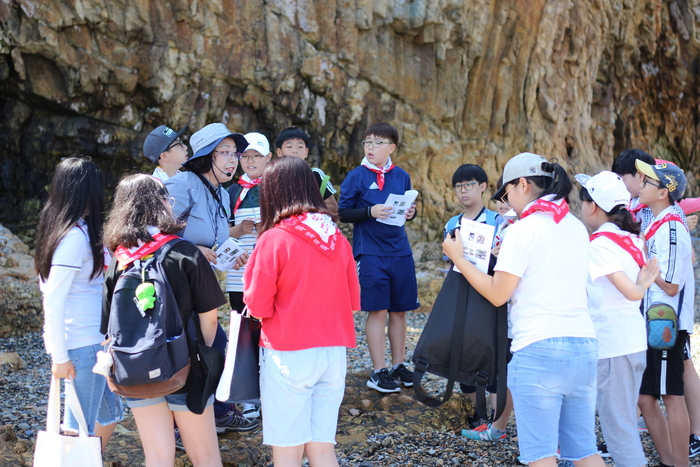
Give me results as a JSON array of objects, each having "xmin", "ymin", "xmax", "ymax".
[
  {"xmin": 611, "ymin": 149, "xmax": 655, "ymax": 176},
  {"xmin": 452, "ymin": 164, "xmax": 488, "ymax": 186},
  {"xmin": 183, "ymin": 153, "xmax": 213, "ymax": 174},
  {"xmin": 364, "ymin": 122, "xmax": 399, "ymax": 146},
  {"xmin": 522, "ymin": 159, "xmax": 572, "ymax": 201},
  {"xmin": 579, "ymin": 187, "xmax": 640, "ymax": 235},
  {"xmin": 35, "ymin": 157, "xmax": 105, "ymax": 281},
  {"xmin": 275, "ymin": 127, "xmax": 310, "ymax": 149},
  {"xmin": 103, "ymin": 174, "xmax": 184, "ymax": 250}
]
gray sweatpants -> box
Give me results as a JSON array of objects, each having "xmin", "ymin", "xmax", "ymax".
[{"xmin": 597, "ymin": 351, "xmax": 647, "ymax": 467}]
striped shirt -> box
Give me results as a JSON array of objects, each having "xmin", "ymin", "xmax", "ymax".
[{"xmin": 225, "ymin": 188, "xmax": 260, "ymax": 292}]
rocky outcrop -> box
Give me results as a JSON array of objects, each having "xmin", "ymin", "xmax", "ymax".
[
  {"xmin": 1, "ymin": 1, "xmax": 699, "ymax": 242},
  {"xmin": 0, "ymin": 226, "xmax": 41, "ymax": 338}
]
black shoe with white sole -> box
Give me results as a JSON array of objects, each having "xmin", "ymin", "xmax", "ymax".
[
  {"xmin": 367, "ymin": 368, "xmax": 401, "ymax": 393},
  {"xmin": 389, "ymin": 363, "xmax": 414, "ymax": 387}
]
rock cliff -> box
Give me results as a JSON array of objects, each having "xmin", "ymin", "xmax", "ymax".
[{"xmin": 1, "ymin": 0, "xmax": 699, "ymax": 242}]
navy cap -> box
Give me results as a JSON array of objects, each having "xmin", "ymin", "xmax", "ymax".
[
  {"xmin": 635, "ymin": 160, "xmax": 687, "ymax": 202},
  {"xmin": 143, "ymin": 125, "xmax": 187, "ymax": 163}
]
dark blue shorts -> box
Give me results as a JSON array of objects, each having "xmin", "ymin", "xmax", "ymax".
[{"xmin": 357, "ymin": 254, "xmax": 419, "ymax": 312}]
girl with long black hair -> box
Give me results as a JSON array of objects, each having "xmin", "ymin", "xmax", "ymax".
[{"xmin": 35, "ymin": 156, "xmax": 122, "ymax": 451}]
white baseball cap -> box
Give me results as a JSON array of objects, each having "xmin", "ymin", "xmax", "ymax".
[
  {"xmin": 575, "ymin": 171, "xmax": 630, "ymax": 212},
  {"xmin": 243, "ymin": 132, "xmax": 271, "ymax": 156},
  {"xmin": 492, "ymin": 152, "xmax": 554, "ymax": 201},
  {"xmin": 189, "ymin": 123, "xmax": 248, "ymax": 160}
]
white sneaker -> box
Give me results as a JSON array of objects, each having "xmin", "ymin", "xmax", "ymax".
[{"xmin": 242, "ymin": 402, "xmax": 260, "ymax": 419}]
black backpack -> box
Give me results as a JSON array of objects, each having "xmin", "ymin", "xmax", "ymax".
[
  {"xmin": 412, "ymin": 268, "xmax": 509, "ymax": 421},
  {"xmin": 106, "ymin": 239, "xmax": 191, "ymax": 398}
]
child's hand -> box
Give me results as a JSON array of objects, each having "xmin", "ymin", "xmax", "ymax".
[
  {"xmin": 404, "ymin": 203, "xmax": 416, "ymax": 219},
  {"xmin": 371, "ymin": 204, "xmax": 393, "ymax": 219},
  {"xmin": 687, "ymin": 214, "xmax": 698, "ymax": 231},
  {"xmin": 198, "ymin": 246, "xmax": 218, "ymax": 263},
  {"xmin": 636, "ymin": 257, "xmax": 660, "ymax": 289},
  {"xmin": 442, "ymin": 229, "xmax": 463, "ymax": 262},
  {"xmin": 240, "ymin": 219, "xmax": 255, "ymax": 234},
  {"xmin": 491, "ymin": 244, "xmax": 501, "ymax": 257}
]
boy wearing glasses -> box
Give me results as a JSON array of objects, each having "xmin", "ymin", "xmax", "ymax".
[
  {"xmin": 635, "ymin": 160, "xmax": 692, "ymax": 467},
  {"xmin": 142, "ymin": 125, "xmax": 189, "ymax": 182},
  {"xmin": 338, "ymin": 122, "xmax": 419, "ymax": 393}
]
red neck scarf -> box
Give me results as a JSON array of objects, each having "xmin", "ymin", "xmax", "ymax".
[
  {"xmin": 629, "ymin": 202, "xmax": 648, "ymax": 222},
  {"xmin": 361, "ymin": 158, "xmax": 395, "ymax": 190},
  {"xmin": 277, "ymin": 213, "xmax": 339, "ymax": 258},
  {"xmin": 520, "ymin": 198, "xmax": 570, "ymax": 224},
  {"xmin": 645, "ymin": 213, "xmax": 685, "ymax": 240},
  {"xmin": 590, "ymin": 231, "xmax": 646, "ymax": 268},
  {"xmin": 114, "ymin": 233, "xmax": 179, "ymax": 269},
  {"xmin": 234, "ymin": 176, "xmax": 261, "ymax": 211}
]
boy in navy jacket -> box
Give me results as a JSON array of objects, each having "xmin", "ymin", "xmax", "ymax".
[{"xmin": 338, "ymin": 122, "xmax": 419, "ymax": 393}]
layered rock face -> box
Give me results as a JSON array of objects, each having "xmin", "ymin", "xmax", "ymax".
[{"xmin": 1, "ymin": 0, "xmax": 699, "ymax": 241}]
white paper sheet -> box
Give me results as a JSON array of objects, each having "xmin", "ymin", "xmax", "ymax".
[
  {"xmin": 376, "ymin": 190, "xmax": 419, "ymax": 227},
  {"xmin": 213, "ymin": 237, "xmax": 246, "ymax": 271},
  {"xmin": 452, "ymin": 218, "xmax": 495, "ymax": 274}
]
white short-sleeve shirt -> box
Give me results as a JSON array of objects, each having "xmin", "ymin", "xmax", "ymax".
[
  {"xmin": 495, "ymin": 198, "xmax": 595, "ymax": 352},
  {"xmin": 587, "ymin": 223, "xmax": 647, "ymax": 358}
]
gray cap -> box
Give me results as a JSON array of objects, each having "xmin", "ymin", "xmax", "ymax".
[
  {"xmin": 143, "ymin": 125, "xmax": 187, "ymax": 163},
  {"xmin": 492, "ymin": 152, "xmax": 554, "ymax": 200}
]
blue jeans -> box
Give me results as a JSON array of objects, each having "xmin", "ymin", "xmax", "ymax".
[
  {"xmin": 64, "ymin": 344, "xmax": 123, "ymax": 435},
  {"xmin": 508, "ymin": 337, "xmax": 599, "ymax": 463}
]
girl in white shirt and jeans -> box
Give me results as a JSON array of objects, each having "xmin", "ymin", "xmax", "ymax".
[
  {"xmin": 444, "ymin": 153, "xmax": 605, "ymax": 467},
  {"xmin": 34, "ymin": 157, "xmax": 122, "ymax": 451}
]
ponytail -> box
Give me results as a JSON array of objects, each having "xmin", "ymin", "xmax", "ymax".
[
  {"xmin": 578, "ymin": 186, "xmax": 641, "ymax": 235},
  {"xmin": 526, "ymin": 159, "xmax": 572, "ymax": 202}
]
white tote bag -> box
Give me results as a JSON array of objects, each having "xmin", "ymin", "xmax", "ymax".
[{"xmin": 33, "ymin": 377, "xmax": 103, "ymax": 467}]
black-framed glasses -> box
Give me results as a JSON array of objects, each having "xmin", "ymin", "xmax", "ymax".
[
  {"xmin": 500, "ymin": 183, "xmax": 515, "ymax": 205},
  {"xmin": 166, "ymin": 139, "xmax": 186, "ymax": 151},
  {"xmin": 642, "ymin": 177, "xmax": 664, "ymax": 190},
  {"xmin": 213, "ymin": 150, "xmax": 241, "ymax": 160},
  {"xmin": 453, "ymin": 181, "xmax": 479, "ymax": 192},
  {"xmin": 239, "ymin": 153, "xmax": 266, "ymax": 162},
  {"xmin": 361, "ymin": 140, "xmax": 392, "ymax": 148}
]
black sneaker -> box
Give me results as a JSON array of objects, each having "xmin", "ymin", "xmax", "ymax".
[
  {"xmin": 367, "ymin": 368, "xmax": 401, "ymax": 393},
  {"xmin": 215, "ymin": 407, "xmax": 260, "ymax": 433},
  {"xmin": 690, "ymin": 434, "xmax": 700, "ymax": 458},
  {"xmin": 389, "ymin": 364, "xmax": 414, "ymax": 387},
  {"xmin": 597, "ymin": 442, "xmax": 611, "ymax": 458}
]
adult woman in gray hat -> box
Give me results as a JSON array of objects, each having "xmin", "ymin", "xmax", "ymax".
[{"xmin": 165, "ymin": 123, "xmax": 259, "ymax": 433}]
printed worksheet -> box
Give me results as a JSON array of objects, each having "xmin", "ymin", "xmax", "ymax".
[
  {"xmin": 452, "ymin": 218, "xmax": 495, "ymax": 274},
  {"xmin": 376, "ymin": 190, "xmax": 419, "ymax": 227},
  {"xmin": 213, "ymin": 237, "xmax": 246, "ymax": 271}
]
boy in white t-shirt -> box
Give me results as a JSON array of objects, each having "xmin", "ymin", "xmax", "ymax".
[
  {"xmin": 636, "ymin": 160, "xmax": 692, "ymax": 467},
  {"xmin": 143, "ymin": 125, "xmax": 189, "ymax": 182}
]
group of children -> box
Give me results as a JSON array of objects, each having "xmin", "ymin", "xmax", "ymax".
[{"xmin": 38, "ymin": 114, "xmax": 700, "ymax": 467}]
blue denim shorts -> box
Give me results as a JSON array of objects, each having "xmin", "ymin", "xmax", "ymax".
[
  {"xmin": 63, "ymin": 344, "xmax": 124, "ymax": 435},
  {"xmin": 508, "ymin": 337, "xmax": 599, "ymax": 463},
  {"xmin": 125, "ymin": 392, "xmax": 214, "ymax": 412}
]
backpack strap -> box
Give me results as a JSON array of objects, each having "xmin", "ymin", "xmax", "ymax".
[
  {"xmin": 412, "ymin": 270, "xmax": 469, "ymax": 407},
  {"xmin": 479, "ymin": 300, "xmax": 508, "ymax": 421},
  {"xmin": 320, "ymin": 174, "xmax": 330, "ymax": 198}
]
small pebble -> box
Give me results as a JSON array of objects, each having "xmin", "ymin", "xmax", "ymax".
[{"xmin": 349, "ymin": 408, "xmax": 360, "ymax": 416}]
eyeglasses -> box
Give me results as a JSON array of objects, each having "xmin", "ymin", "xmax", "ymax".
[
  {"xmin": 642, "ymin": 177, "xmax": 664, "ymax": 190},
  {"xmin": 166, "ymin": 139, "xmax": 186, "ymax": 151},
  {"xmin": 453, "ymin": 182, "xmax": 479, "ymax": 192},
  {"xmin": 500, "ymin": 183, "xmax": 515, "ymax": 205},
  {"xmin": 239, "ymin": 153, "xmax": 266, "ymax": 162},
  {"xmin": 213, "ymin": 150, "xmax": 241, "ymax": 160},
  {"xmin": 361, "ymin": 140, "xmax": 393, "ymax": 148},
  {"xmin": 164, "ymin": 196, "xmax": 176, "ymax": 208}
]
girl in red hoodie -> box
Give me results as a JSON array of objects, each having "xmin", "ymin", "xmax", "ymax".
[{"xmin": 244, "ymin": 156, "xmax": 360, "ymax": 467}]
